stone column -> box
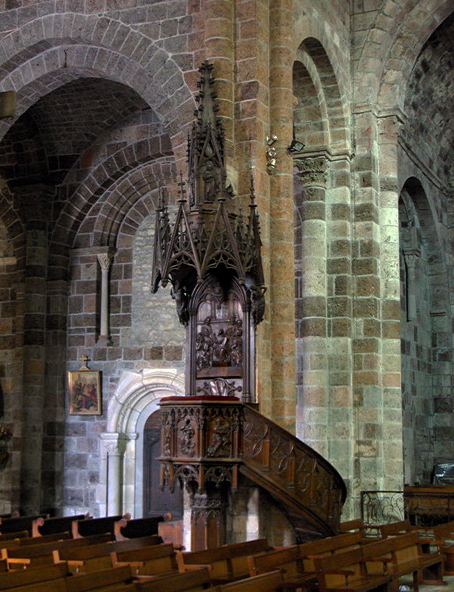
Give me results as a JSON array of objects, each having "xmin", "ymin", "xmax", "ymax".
[
  {"xmin": 403, "ymin": 249, "xmax": 420, "ymax": 321},
  {"xmin": 101, "ymin": 433, "xmax": 127, "ymax": 516},
  {"xmin": 294, "ymin": 155, "xmax": 329, "ymax": 454},
  {"xmin": 96, "ymin": 253, "xmax": 113, "ymax": 346},
  {"xmin": 267, "ymin": 0, "xmax": 296, "ymax": 432}
]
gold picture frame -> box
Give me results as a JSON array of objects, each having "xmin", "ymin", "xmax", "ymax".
[{"xmin": 68, "ymin": 369, "xmax": 102, "ymax": 415}]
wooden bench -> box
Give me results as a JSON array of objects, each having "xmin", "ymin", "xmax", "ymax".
[
  {"xmin": 340, "ymin": 519, "xmax": 381, "ymax": 540},
  {"xmin": 20, "ymin": 531, "xmax": 72, "ymax": 546},
  {"xmin": 379, "ymin": 520, "xmax": 415, "ymax": 538},
  {"xmin": 0, "ymin": 529, "xmax": 29, "ymax": 541},
  {"xmin": 114, "ymin": 515, "xmax": 168, "ymax": 541},
  {"xmin": 133, "ymin": 567, "xmax": 212, "ymax": 591},
  {"xmin": 55, "ymin": 534, "xmax": 164, "ymax": 573},
  {"xmin": 1, "ymin": 575, "xmax": 67, "ymax": 592},
  {"xmin": 66, "ymin": 565, "xmax": 135, "ymax": 592},
  {"xmin": 32, "ymin": 513, "xmax": 87, "ymax": 537},
  {"xmin": 432, "ymin": 520, "xmax": 454, "ymax": 574},
  {"xmin": 177, "ymin": 546, "xmax": 233, "ymax": 583},
  {"xmin": 0, "ymin": 513, "xmax": 47, "ymax": 535},
  {"xmin": 176, "ymin": 538, "xmax": 272, "ymax": 583},
  {"xmin": 311, "ymin": 547, "xmax": 392, "ymax": 592},
  {"xmin": 72, "ymin": 514, "xmax": 124, "ymax": 539},
  {"xmin": 298, "ymin": 531, "xmax": 364, "ymax": 573},
  {"xmin": 223, "ymin": 538, "xmax": 272, "ymax": 580},
  {"xmin": 215, "ymin": 570, "xmax": 286, "ymax": 592},
  {"xmin": 248, "ymin": 544, "xmax": 315, "ymax": 590},
  {"xmin": 2, "ymin": 532, "xmax": 112, "ymax": 569},
  {"xmin": 113, "ymin": 542, "xmax": 179, "ymax": 577},
  {"xmin": 360, "ymin": 531, "xmax": 444, "ymax": 592},
  {"xmin": 0, "ymin": 562, "xmax": 70, "ymax": 589}
]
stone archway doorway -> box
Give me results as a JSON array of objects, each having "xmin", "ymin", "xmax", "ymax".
[{"xmin": 143, "ymin": 409, "xmax": 183, "ymax": 519}]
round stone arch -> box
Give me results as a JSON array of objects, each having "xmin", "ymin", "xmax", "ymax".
[
  {"xmin": 353, "ymin": 0, "xmax": 454, "ymax": 112},
  {"xmin": 100, "ymin": 368, "xmax": 185, "ymax": 518}
]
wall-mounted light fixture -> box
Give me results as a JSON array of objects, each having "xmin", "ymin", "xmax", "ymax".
[
  {"xmin": 266, "ymin": 134, "xmax": 278, "ymax": 173},
  {"xmin": 287, "ymin": 139, "xmax": 305, "ymax": 153}
]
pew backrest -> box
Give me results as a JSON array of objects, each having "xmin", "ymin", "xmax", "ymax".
[
  {"xmin": 114, "ymin": 515, "xmax": 166, "ymax": 540},
  {"xmin": 0, "ymin": 514, "xmax": 47, "ymax": 535},
  {"xmin": 113, "ymin": 542, "xmax": 178, "ymax": 576},
  {"xmin": 72, "ymin": 514, "xmax": 123, "ymax": 538},
  {"xmin": 224, "ymin": 538, "xmax": 271, "ymax": 579},
  {"xmin": 32, "ymin": 514, "xmax": 87, "ymax": 537},
  {"xmin": 379, "ymin": 519, "xmax": 413, "ymax": 538},
  {"xmin": 215, "ymin": 570, "xmax": 286, "ymax": 592},
  {"xmin": 0, "ymin": 562, "xmax": 69, "ymax": 589},
  {"xmin": 177, "ymin": 546, "xmax": 232, "ymax": 582},
  {"xmin": 65, "ymin": 565, "xmax": 134, "ymax": 592},
  {"xmin": 248, "ymin": 544, "xmax": 305, "ymax": 580},
  {"xmin": 132, "ymin": 567, "xmax": 211, "ymax": 591}
]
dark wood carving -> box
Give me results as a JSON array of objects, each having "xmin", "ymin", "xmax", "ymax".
[
  {"xmin": 241, "ymin": 405, "xmax": 346, "ymax": 540},
  {"xmin": 153, "ymin": 62, "xmax": 346, "ymax": 549},
  {"xmin": 159, "ymin": 398, "xmax": 346, "ymax": 545},
  {"xmin": 151, "ymin": 61, "xmax": 265, "ymax": 405},
  {"xmin": 404, "ymin": 485, "xmax": 454, "ymax": 526}
]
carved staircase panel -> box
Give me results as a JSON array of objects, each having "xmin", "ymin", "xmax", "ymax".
[{"xmin": 241, "ymin": 405, "xmax": 346, "ymax": 539}]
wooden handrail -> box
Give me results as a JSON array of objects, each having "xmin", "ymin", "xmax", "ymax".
[{"xmin": 240, "ymin": 405, "xmax": 346, "ymax": 539}]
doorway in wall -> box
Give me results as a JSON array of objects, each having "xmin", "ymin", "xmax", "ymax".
[{"xmin": 143, "ymin": 409, "xmax": 183, "ymax": 519}]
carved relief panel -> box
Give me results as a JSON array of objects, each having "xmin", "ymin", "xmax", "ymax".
[{"xmin": 194, "ymin": 276, "xmax": 244, "ymax": 399}]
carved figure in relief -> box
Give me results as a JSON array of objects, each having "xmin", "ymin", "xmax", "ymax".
[
  {"xmin": 214, "ymin": 328, "xmax": 229, "ymax": 362},
  {"xmin": 207, "ymin": 418, "xmax": 231, "ymax": 456},
  {"xmin": 180, "ymin": 419, "xmax": 195, "ymax": 457},
  {"xmin": 201, "ymin": 158, "xmax": 217, "ymax": 202},
  {"xmin": 196, "ymin": 319, "xmax": 214, "ymax": 370},
  {"xmin": 228, "ymin": 316, "xmax": 243, "ymax": 366}
]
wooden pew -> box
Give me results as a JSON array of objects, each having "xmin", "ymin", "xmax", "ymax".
[
  {"xmin": 432, "ymin": 520, "xmax": 454, "ymax": 574},
  {"xmin": 133, "ymin": 567, "xmax": 212, "ymax": 591},
  {"xmin": 311, "ymin": 547, "xmax": 392, "ymax": 592},
  {"xmin": 113, "ymin": 542, "xmax": 179, "ymax": 577},
  {"xmin": 223, "ymin": 538, "xmax": 272, "ymax": 580},
  {"xmin": 19, "ymin": 531, "xmax": 72, "ymax": 546},
  {"xmin": 32, "ymin": 513, "xmax": 87, "ymax": 537},
  {"xmin": 177, "ymin": 546, "xmax": 233, "ymax": 583},
  {"xmin": 298, "ymin": 531, "xmax": 364, "ymax": 573},
  {"xmin": 0, "ymin": 529, "xmax": 29, "ymax": 541},
  {"xmin": 215, "ymin": 570, "xmax": 286, "ymax": 592},
  {"xmin": 248, "ymin": 531, "xmax": 363, "ymax": 582},
  {"xmin": 0, "ymin": 513, "xmax": 47, "ymax": 535},
  {"xmin": 379, "ymin": 520, "xmax": 416, "ymax": 538},
  {"xmin": 0, "ymin": 562, "xmax": 70, "ymax": 589},
  {"xmin": 340, "ymin": 519, "xmax": 380, "ymax": 540},
  {"xmin": 176, "ymin": 538, "xmax": 272, "ymax": 583},
  {"xmin": 2, "ymin": 532, "xmax": 112, "ymax": 569},
  {"xmin": 360, "ymin": 531, "xmax": 444, "ymax": 592},
  {"xmin": 55, "ymin": 534, "xmax": 164, "ymax": 573},
  {"xmin": 1, "ymin": 575, "xmax": 67, "ymax": 592},
  {"xmin": 72, "ymin": 514, "xmax": 124, "ymax": 539},
  {"xmin": 65, "ymin": 565, "xmax": 135, "ymax": 592},
  {"xmin": 247, "ymin": 544, "xmax": 315, "ymax": 590},
  {"xmin": 114, "ymin": 515, "xmax": 168, "ymax": 541}
]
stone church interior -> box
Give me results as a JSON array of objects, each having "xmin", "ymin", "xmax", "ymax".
[{"xmin": 2, "ymin": 0, "xmax": 454, "ymax": 561}]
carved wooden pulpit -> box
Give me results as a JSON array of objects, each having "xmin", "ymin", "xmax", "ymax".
[{"xmin": 152, "ymin": 61, "xmax": 266, "ymax": 549}]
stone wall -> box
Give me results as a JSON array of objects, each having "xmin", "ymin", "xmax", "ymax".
[{"xmin": 0, "ymin": 0, "xmax": 454, "ymax": 521}]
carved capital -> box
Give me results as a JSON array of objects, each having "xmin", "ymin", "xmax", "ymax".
[
  {"xmin": 101, "ymin": 433, "xmax": 128, "ymax": 457},
  {"xmin": 294, "ymin": 156, "xmax": 328, "ymax": 187},
  {"xmin": 403, "ymin": 248, "xmax": 420, "ymax": 270},
  {"xmin": 97, "ymin": 253, "xmax": 113, "ymax": 271}
]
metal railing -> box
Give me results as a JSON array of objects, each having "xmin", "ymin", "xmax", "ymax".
[
  {"xmin": 361, "ymin": 488, "xmax": 454, "ymax": 527},
  {"xmin": 360, "ymin": 490, "xmax": 405, "ymax": 526}
]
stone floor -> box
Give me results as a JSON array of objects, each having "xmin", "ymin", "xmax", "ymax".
[{"xmin": 400, "ymin": 575, "xmax": 454, "ymax": 592}]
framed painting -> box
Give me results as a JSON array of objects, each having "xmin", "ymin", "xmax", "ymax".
[{"xmin": 68, "ymin": 369, "xmax": 102, "ymax": 415}]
